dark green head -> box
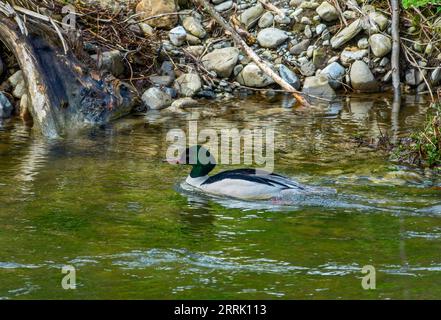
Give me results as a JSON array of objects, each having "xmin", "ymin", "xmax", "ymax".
[{"xmin": 178, "ymin": 145, "xmax": 216, "ymax": 178}]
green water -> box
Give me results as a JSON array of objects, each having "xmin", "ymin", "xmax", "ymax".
[{"xmin": 0, "ymin": 94, "xmax": 440, "ymax": 299}]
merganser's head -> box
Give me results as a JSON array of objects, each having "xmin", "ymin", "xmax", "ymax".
[{"xmin": 176, "ymin": 145, "xmax": 216, "ymax": 178}]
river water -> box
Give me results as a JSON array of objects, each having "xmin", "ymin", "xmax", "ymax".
[{"xmin": 0, "ymin": 94, "xmax": 440, "ymax": 299}]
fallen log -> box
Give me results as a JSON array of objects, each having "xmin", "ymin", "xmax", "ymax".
[
  {"xmin": 0, "ymin": 1, "xmax": 137, "ymax": 138},
  {"xmin": 192, "ymin": 0, "xmax": 311, "ymax": 107}
]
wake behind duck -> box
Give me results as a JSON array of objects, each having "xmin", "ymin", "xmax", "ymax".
[{"xmin": 170, "ymin": 145, "xmax": 336, "ymax": 201}]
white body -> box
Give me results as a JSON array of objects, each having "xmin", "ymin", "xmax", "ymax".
[{"xmin": 185, "ymin": 175, "xmax": 303, "ymax": 200}]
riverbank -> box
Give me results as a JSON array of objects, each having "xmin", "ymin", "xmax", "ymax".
[{"xmin": 1, "ymin": 1, "xmax": 441, "ymax": 114}]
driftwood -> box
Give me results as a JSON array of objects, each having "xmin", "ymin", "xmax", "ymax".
[
  {"xmin": 257, "ymin": 0, "xmax": 286, "ymax": 18},
  {"xmin": 390, "ymin": 0, "xmax": 401, "ymax": 101},
  {"xmin": 0, "ymin": 1, "xmax": 137, "ymax": 138},
  {"xmin": 192, "ymin": 0, "xmax": 310, "ymax": 107}
]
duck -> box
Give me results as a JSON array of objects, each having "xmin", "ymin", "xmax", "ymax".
[{"xmin": 170, "ymin": 145, "xmax": 318, "ymax": 200}]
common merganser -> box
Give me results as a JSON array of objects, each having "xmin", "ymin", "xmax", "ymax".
[{"xmin": 171, "ymin": 145, "xmax": 319, "ymax": 200}]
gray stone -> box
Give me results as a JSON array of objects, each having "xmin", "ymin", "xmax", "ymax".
[
  {"xmin": 258, "ymin": 12, "xmax": 274, "ymax": 28},
  {"xmin": 321, "ymin": 29, "xmax": 331, "ymax": 41},
  {"xmin": 431, "ymin": 67, "xmax": 441, "ymax": 85},
  {"xmin": 238, "ymin": 4, "xmax": 265, "ymax": 30},
  {"xmin": 320, "ymin": 62, "xmax": 346, "ymax": 89},
  {"xmin": 274, "ymin": 14, "xmax": 291, "ymax": 25},
  {"xmin": 174, "ymin": 73, "xmax": 202, "ymax": 97},
  {"xmin": 202, "ymin": 47, "xmax": 239, "ymax": 78},
  {"xmin": 302, "ymin": 75, "xmax": 336, "ymax": 98},
  {"xmin": 215, "ymin": 0, "xmax": 233, "ymax": 12},
  {"xmin": 357, "ymin": 38, "xmax": 369, "ymax": 49},
  {"xmin": 301, "ymin": 16, "xmax": 312, "ymax": 25},
  {"xmin": 343, "ymin": 10, "xmax": 357, "ymax": 20},
  {"xmin": 186, "ymin": 34, "xmax": 202, "ymax": 45},
  {"xmin": 299, "ymin": 60, "xmax": 316, "ymax": 76},
  {"xmin": 330, "ymin": 18, "xmax": 363, "ymax": 49},
  {"xmin": 350, "ymin": 60, "xmax": 378, "ymax": 92},
  {"xmin": 237, "ymin": 63, "xmax": 275, "ymax": 87},
  {"xmin": 289, "ymin": 0, "xmax": 303, "ymax": 6},
  {"xmin": 405, "ymin": 69, "xmax": 425, "ymax": 86},
  {"xmin": 316, "ymin": 23, "xmax": 326, "ymax": 35},
  {"xmin": 233, "ymin": 64, "xmax": 244, "ymax": 76},
  {"xmin": 141, "ymin": 87, "xmax": 172, "ymax": 110},
  {"xmin": 300, "ymin": 2, "xmax": 320, "ymax": 9},
  {"xmin": 139, "ymin": 23, "xmax": 154, "ymax": 36},
  {"xmin": 304, "ymin": 25, "xmax": 313, "ymax": 38},
  {"xmin": 369, "ymin": 34, "xmax": 392, "ymax": 58},
  {"xmin": 183, "ymin": 16, "xmax": 206, "ymax": 38},
  {"xmin": 161, "ymin": 61, "xmax": 174, "ymax": 76},
  {"xmin": 0, "ymin": 92, "xmax": 13, "ymax": 118},
  {"xmin": 316, "ymin": 1, "xmax": 338, "ymax": 22},
  {"xmin": 257, "ymin": 28, "xmax": 288, "ymax": 48},
  {"xmin": 369, "ymin": 11, "xmax": 388, "ymax": 31},
  {"xmin": 170, "ymin": 97, "xmax": 199, "ymax": 110},
  {"xmin": 169, "ymin": 26, "xmax": 187, "ymax": 46},
  {"xmin": 340, "ymin": 49, "xmax": 368, "ymax": 66},
  {"xmin": 149, "ymin": 75, "xmax": 174, "ymax": 86},
  {"xmin": 279, "ymin": 65, "xmax": 301, "ymax": 90},
  {"xmin": 186, "ymin": 45, "xmax": 204, "ymax": 57}
]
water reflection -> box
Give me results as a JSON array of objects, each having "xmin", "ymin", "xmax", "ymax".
[{"xmin": 0, "ymin": 94, "xmax": 440, "ymax": 299}]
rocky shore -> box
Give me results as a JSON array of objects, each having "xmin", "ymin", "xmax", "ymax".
[{"xmin": 1, "ymin": 0, "xmax": 441, "ymax": 118}]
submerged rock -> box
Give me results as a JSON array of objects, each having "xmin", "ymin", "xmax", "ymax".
[
  {"xmin": 257, "ymin": 28, "xmax": 288, "ymax": 48},
  {"xmin": 237, "ymin": 63, "xmax": 275, "ymax": 87},
  {"xmin": 350, "ymin": 60, "xmax": 378, "ymax": 92},
  {"xmin": 202, "ymin": 47, "xmax": 239, "ymax": 78},
  {"xmin": 330, "ymin": 19, "xmax": 363, "ymax": 49},
  {"xmin": 302, "ymin": 75, "xmax": 336, "ymax": 98},
  {"xmin": 142, "ymin": 87, "xmax": 172, "ymax": 110},
  {"xmin": 0, "ymin": 92, "xmax": 13, "ymax": 118}
]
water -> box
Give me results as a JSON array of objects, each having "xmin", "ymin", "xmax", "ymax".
[{"xmin": 0, "ymin": 94, "xmax": 440, "ymax": 299}]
